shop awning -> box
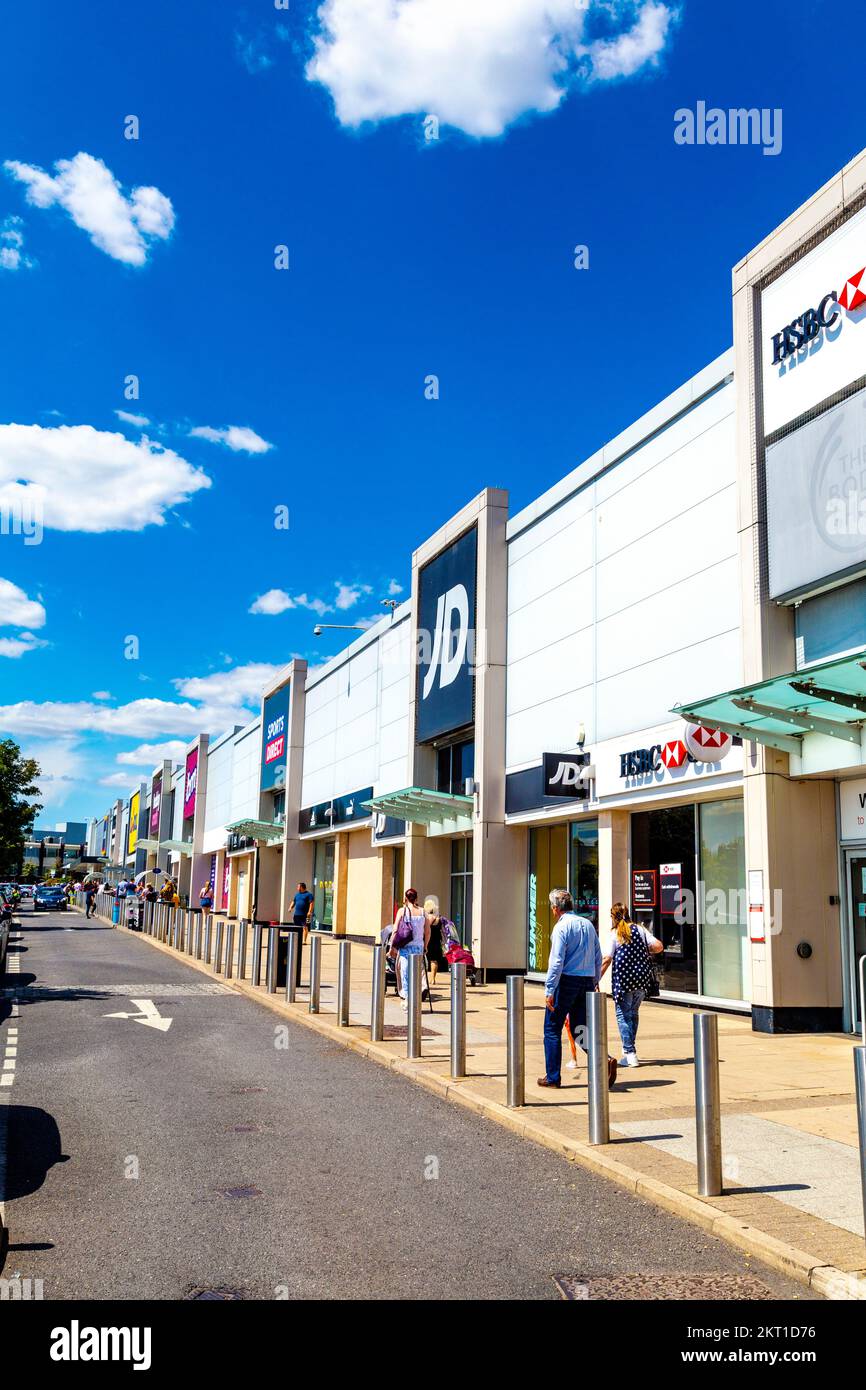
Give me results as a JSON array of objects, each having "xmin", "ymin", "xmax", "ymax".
[
  {"xmin": 224, "ymin": 818, "xmax": 285, "ymax": 844},
  {"xmin": 135, "ymin": 838, "xmax": 159, "ymax": 851},
  {"xmin": 672, "ymin": 646, "xmax": 866, "ymax": 755},
  {"xmin": 362, "ymin": 787, "xmax": 474, "ymax": 835},
  {"xmin": 160, "ymin": 839, "xmax": 194, "ymax": 856}
]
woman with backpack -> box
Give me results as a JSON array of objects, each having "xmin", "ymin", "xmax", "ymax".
[
  {"xmin": 598, "ymin": 902, "xmax": 663, "ymax": 1068},
  {"xmin": 388, "ymin": 887, "xmax": 430, "ymax": 1012}
]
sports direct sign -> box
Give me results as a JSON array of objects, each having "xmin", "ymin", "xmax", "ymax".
[{"xmin": 183, "ymin": 748, "xmax": 198, "ymax": 820}]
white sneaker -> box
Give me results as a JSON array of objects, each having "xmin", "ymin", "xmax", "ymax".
[
  {"xmin": 400, "ymin": 999, "xmax": 408, "ymax": 1011},
  {"xmin": 626, "ymin": 1053, "xmax": 640, "ymax": 1067}
]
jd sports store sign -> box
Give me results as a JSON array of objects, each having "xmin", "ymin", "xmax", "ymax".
[{"xmin": 416, "ymin": 527, "xmax": 477, "ymax": 743}]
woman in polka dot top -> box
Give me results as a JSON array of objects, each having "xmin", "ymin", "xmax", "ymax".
[{"xmin": 598, "ymin": 903, "xmax": 663, "ymax": 1068}]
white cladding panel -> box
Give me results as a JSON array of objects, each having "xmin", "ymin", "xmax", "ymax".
[
  {"xmin": 204, "ymin": 736, "xmax": 234, "ymax": 834},
  {"xmin": 302, "ymin": 618, "xmax": 411, "ymax": 807},
  {"xmin": 228, "ymin": 722, "xmax": 261, "ymax": 823},
  {"xmin": 506, "ymin": 380, "xmax": 738, "ymax": 768}
]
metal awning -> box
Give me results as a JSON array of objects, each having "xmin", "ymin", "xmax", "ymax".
[
  {"xmin": 672, "ymin": 646, "xmax": 866, "ymax": 756},
  {"xmin": 160, "ymin": 839, "xmax": 194, "ymax": 856},
  {"xmin": 362, "ymin": 787, "xmax": 474, "ymax": 835},
  {"xmin": 135, "ymin": 838, "xmax": 159, "ymax": 851},
  {"xmin": 225, "ymin": 818, "xmax": 285, "ymax": 844}
]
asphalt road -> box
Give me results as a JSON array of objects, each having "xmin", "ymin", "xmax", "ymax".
[{"xmin": 0, "ymin": 906, "xmax": 818, "ymax": 1301}]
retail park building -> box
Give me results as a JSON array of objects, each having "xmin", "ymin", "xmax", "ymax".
[{"xmin": 88, "ymin": 147, "xmax": 866, "ymax": 1037}]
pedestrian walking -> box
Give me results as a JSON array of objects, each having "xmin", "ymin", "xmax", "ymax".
[
  {"xmin": 84, "ymin": 879, "xmax": 97, "ymax": 919},
  {"xmin": 388, "ymin": 888, "xmax": 429, "ymax": 1012},
  {"xmin": 291, "ymin": 881, "xmax": 314, "ymax": 942},
  {"xmin": 539, "ymin": 888, "xmax": 618, "ymax": 1090},
  {"xmin": 598, "ymin": 902, "xmax": 663, "ymax": 1068},
  {"xmin": 198, "ymin": 881, "xmax": 214, "ymax": 915},
  {"xmin": 423, "ymin": 896, "xmax": 458, "ymax": 987}
]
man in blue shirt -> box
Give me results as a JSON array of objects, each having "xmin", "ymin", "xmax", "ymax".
[
  {"xmin": 291, "ymin": 881, "xmax": 314, "ymax": 942},
  {"xmin": 539, "ymin": 888, "xmax": 617, "ymax": 1090}
]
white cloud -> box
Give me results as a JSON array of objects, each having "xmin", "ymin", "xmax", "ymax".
[
  {"xmin": 235, "ymin": 31, "xmax": 274, "ymax": 74},
  {"xmin": 249, "ymin": 589, "xmax": 332, "ymax": 617},
  {"xmin": 171, "ymin": 662, "xmax": 284, "ymax": 708},
  {"xmin": 99, "ymin": 771, "xmax": 143, "ymax": 789},
  {"xmin": 387, "ymin": 578, "xmax": 403, "ymax": 596},
  {"xmin": 115, "ymin": 410, "xmax": 150, "ymax": 428},
  {"xmin": 306, "ymin": 0, "xmax": 677, "ymax": 137},
  {"xmin": 0, "ymin": 215, "xmax": 34, "ymax": 271},
  {"xmin": 189, "ymin": 424, "xmax": 273, "ymax": 454},
  {"xmin": 0, "ymin": 422, "xmax": 210, "ymax": 532},
  {"xmin": 91, "ymin": 691, "xmax": 113, "ymax": 700},
  {"xmin": 0, "ymin": 631, "xmax": 47, "ymax": 659},
  {"xmin": 250, "ymin": 588, "xmax": 294, "ymax": 616},
  {"xmin": 4, "ymin": 151, "xmax": 175, "ymax": 266},
  {"xmin": 0, "ymin": 577, "xmax": 46, "ymax": 630},
  {"xmin": 116, "ymin": 740, "xmax": 187, "ymax": 766},
  {"xmin": 334, "ymin": 582, "xmax": 372, "ymax": 611}
]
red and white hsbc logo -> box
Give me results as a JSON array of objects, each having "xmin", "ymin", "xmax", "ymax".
[
  {"xmin": 770, "ymin": 262, "xmax": 866, "ymax": 365},
  {"xmin": 620, "ymin": 729, "xmax": 731, "ymax": 779}
]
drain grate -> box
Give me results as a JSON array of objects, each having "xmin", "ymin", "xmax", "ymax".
[
  {"xmin": 554, "ymin": 1274, "xmax": 775, "ymax": 1301},
  {"xmin": 186, "ymin": 1287, "xmax": 244, "ymax": 1301},
  {"xmin": 216, "ymin": 1185, "xmax": 263, "ymax": 1200}
]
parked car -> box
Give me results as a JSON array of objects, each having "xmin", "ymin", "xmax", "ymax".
[
  {"xmin": 34, "ymin": 883, "xmax": 67, "ymax": 912},
  {"xmin": 19, "ymin": 884, "xmax": 34, "ymax": 899}
]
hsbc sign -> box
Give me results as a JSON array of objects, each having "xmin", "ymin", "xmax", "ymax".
[{"xmin": 619, "ymin": 728, "xmax": 731, "ymax": 780}]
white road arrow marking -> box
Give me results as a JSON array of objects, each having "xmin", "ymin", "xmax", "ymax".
[{"xmin": 103, "ymin": 998, "xmax": 173, "ymax": 1032}]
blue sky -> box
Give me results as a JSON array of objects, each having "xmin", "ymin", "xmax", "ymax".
[{"xmin": 0, "ymin": 0, "xmax": 860, "ymax": 828}]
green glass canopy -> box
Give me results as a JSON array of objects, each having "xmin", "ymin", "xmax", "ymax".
[
  {"xmin": 362, "ymin": 787, "xmax": 474, "ymax": 836},
  {"xmin": 672, "ymin": 646, "xmax": 866, "ymax": 754},
  {"xmin": 224, "ymin": 818, "xmax": 285, "ymax": 844}
]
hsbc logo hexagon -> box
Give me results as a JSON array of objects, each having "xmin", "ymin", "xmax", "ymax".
[
  {"xmin": 660, "ymin": 739, "xmax": 688, "ymax": 770},
  {"xmin": 684, "ymin": 723, "xmax": 733, "ymax": 763}
]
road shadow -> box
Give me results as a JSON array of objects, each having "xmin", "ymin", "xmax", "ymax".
[{"xmin": 2, "ymin": 1104, "xmax": 70, "ymax": 1205}]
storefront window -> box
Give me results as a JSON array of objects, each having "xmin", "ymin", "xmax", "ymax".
[
  {"xmin": 699, "ymin": 799, "xmax": 748, "ymax": 1001},
  {"xmin": 391, "ymin": 845, "xmax": 404, "ymax": 919},
  {"xmin": 570, "ymin": 821, "xmax": 599, "ymax": 929},
  {"xmin": 437, "ymin": 740, "xmax": 475, "ymax": 796},
  {"xmin": 631, "ymin": 805, "xmax": 698, "ymax": 994},
  {"xmin": 528, "ymin": 824, "xmax": 568, "ymax": 975},
  {"xmin": 313, "ymin": 839, "xmax": 335, "ymax": 930},
  {"xmin": 450, "ymin": 837, "xmax": 473, "ymax": 944}
]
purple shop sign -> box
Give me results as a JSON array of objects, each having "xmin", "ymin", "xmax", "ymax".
[
  {"xmin": 183, "ymin": 748, "xmax": 198, "ymax": 820},
  {"xmin": 150, "ymin": 775, "xmax": 162, "ymax": 835}
]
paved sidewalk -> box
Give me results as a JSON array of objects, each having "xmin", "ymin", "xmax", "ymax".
[{"xmin": 100, "ymin": 913, "xmax": 866, "ymax": 1298}]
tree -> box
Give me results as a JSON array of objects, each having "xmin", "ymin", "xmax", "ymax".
[{"xmin": 0, "ymin": 738, "xmax": 42, "ymax": 878}]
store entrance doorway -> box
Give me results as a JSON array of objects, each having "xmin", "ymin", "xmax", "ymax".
[{"xmin": 846, "ymin": 852, "xmax": 866, "ymax": 1036}]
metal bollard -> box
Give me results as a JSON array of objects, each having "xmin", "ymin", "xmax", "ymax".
[
  {"xmin": 204, "ymin": 914, "xmax": 213, "ymax": 965},
  {"xmin": 694, "ymin": 1012, "xmax": 723, "ymax": 1196},
  {"xmin": 171, "ymin": 909, "xmax": 180, "ymax": 950},
  {"xmin": 370, "ymin": 944, "xmax": 385, "ymax": 1041},
  {"xmin": 266, "ymin": 928, "xmax": 278, "ymax": 994},
  {"xmin": 177, "ymin": 910, "xmax": 186, "ymax": 953},
  {"xmin": 450, "ymin": 961, "xmax": 467, "ymax": 1078},
  {"xmin": 855, "ymin": 1047, "xmax": 866, "ymax": 1248},
  {"xmin": 285, "ymin": 931, "xmax": 299, "ymax": 1003},
  {"xmin": 308, "ymin": 934, "xmax": 321, "ymax": 1013},
  {"xmin": 407, "ymin": 953, "xmax": 422, "ymax": 1059},
  {"xmin": 237, "ymin": 920, "xmax": 248, "ymax": 979},
  {"xmin": 194, "ymin": 913, "xmax": 203, "ymax": 960},
  {"xmin": 587, "ymin": 992, "xmax": 610, "ymax": 1145},
  {"xmin": 214, "ymin": 918, "xmax": 224, "ymax": 974},
  {"xmin": 337, "ymin": 941, "xmax": 351, "ymax": 1025},
  {"xmin": 186, "ymin": 909, "xmax": 195, "ymax": 956},
  {"xmin": 252, "ymin": 922, "xmax": 263, "ymax": 987},
  {"xmin": 225, "ymin": 920, "xmax": 235, "ymax": 980},
  {"xmin": 506, "ymin": 975, "xmax": 525, "ymax": 1108},
  {"xmin": 145, "ymin": 901, "xmax": 153, "ymax": 936}
]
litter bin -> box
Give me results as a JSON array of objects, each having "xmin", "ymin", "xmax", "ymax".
[
  {"xmin": 275, "ymin": 924, "xmax": 304, "ymax": 990},
  {"xmin": 111, "ymin": 900, "xmax": 120, "ymax": 925}
]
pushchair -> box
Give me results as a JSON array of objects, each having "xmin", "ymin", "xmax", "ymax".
[
  {"xmin": 445, "ymin": 943, "xmax": 478, "ymax": 986},
  {"xmin": 380, "ymin": 926, "xmax": 434, "ymax": 1008}
]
